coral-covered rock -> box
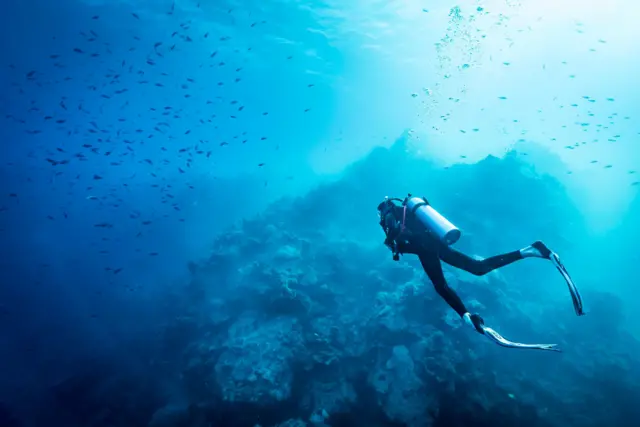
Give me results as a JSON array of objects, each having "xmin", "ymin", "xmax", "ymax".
[
  {"xmin": 302, "ymin": 378, "xmax": 356, "ymax": 415},
  {"xmin": 146, "ymin": 136, "xmax": 640, "ymax": 427},
  {"xmin": 215, "ymin": 314, "xmax": 302, "ymax": 405},
  {"xmin": 274, "ymin": 419, "xmax": 308, "ymax": 427},
  {"xmin": 369, "ymin": 345, "xmax": 433, "ymax": 426}
]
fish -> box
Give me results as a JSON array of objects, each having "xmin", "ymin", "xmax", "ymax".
[{"xmin": 94, "ymin": 222, "xmax": 113, "ymax": 228}]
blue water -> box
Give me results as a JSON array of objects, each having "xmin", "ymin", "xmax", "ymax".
[{"xmin": 2, "ymin": 1, "xmax": 640, "ymax": 426}]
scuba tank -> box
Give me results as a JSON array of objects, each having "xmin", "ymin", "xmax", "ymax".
[{"xmin": 403, "ymin": 195, "xmax": 461, "ymax": 245}]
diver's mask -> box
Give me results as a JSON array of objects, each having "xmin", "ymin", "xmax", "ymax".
[{"xmin": 377, "ymin": 196, "xmax": 391, "ymax": 219}]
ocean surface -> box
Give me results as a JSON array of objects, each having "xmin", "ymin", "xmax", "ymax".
[{"xmin": 1, "ymin": 0, "xmax": 640, "ymax": 426}]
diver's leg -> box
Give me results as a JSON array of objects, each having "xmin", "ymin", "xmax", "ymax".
[
  {"xmin": 417, "ymin": 250, "xmax": 468, "ymax": 317},
  {"xmin": 520, "ymin": 241, "xmax": 552, "ymax": 259},
  {"xmin": 438, "ymin": 244, "xmax": 525, "ymax": 276}
]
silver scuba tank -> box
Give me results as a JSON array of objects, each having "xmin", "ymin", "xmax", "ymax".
[{"xmin": 404, "ymin": 196, "xmax": 461, "ymax": 245}]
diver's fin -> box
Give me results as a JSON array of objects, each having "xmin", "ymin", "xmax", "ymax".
[
  {"xmin": 549, "ymin": 251, "xmax": 585, "ymax": 316},
  {"xmin": 482, "ymin": 326, "xmax": 561, "ymax": 352}
]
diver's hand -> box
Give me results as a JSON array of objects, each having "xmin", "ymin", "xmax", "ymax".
[{"xmin": 463, "ymin": 312, "xmax": 485, "ymax": 334}]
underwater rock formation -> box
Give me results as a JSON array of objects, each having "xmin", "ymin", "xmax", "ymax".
[
  {"xmin": 24, "ymin": 137, "xmax": 640, "ymax": 427},
  {"xmin": 147, "ymin": 138, "xmax": 639, "ymax": 427},
  {"xmin": 148, "ymin": 137, "xmax": 639, "ymax": 427},
  {"xmin": 215, "ymin": 314, "xmax": 301, "ymax": 405},
  {"xmin": 369, "ymin": 345, "xmax": 432, "ymax": 426}
]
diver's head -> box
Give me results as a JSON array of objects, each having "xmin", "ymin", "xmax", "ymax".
[{"xmin": 377, "ymin": 196, "xmax": 392, "ymax": 218}]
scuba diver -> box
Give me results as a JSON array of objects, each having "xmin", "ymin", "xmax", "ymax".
[{"xmin": 378, "ymin": 194, "xmax": 584, "ymax": 352}]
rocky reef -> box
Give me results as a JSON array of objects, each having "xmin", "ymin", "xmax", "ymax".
[{"xmin": 32, "ymin": 137, "xmax": 640, "ymax": 427}]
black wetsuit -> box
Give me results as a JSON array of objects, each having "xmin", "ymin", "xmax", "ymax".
[{"xmin": 381, "ymin": 204, "xmax": 524, "ymax": 317}]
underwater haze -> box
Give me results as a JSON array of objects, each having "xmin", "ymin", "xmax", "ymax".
[{"xmin": 1, "ymin": 0, "xmax": 640, "ymax": 426}]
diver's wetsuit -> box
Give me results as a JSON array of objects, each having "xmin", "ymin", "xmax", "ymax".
[{"xmin": 381, "ymin": 205, "xmax": 524, "ymax": 317}]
